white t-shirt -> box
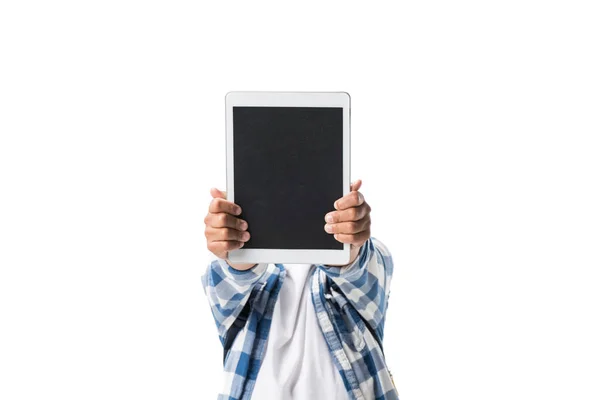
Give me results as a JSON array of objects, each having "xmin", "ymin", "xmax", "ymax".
[{"xmin": 251, "ymin": 264, "xmax": 348, "ymax": 400}]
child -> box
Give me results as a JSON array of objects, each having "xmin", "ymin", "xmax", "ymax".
[{"xmin": 202, "ymin": 180, "xmax": 398, "ymax": 399}]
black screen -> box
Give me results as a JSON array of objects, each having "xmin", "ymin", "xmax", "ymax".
[{"xmin": 233, "ymin": 106, "xmax": 343, "ymax": 250}]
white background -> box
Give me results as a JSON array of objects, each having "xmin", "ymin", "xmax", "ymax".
[{"xmin": 1, "ymin": 1, "xmax": 599, "ymax": 399}]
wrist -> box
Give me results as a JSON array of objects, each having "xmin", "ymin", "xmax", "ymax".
[
  {"xmin": 225, "ymin": 259, "xmax": 257, "ymax": 271},
  {"xmin": 325, "ymin": 243, "xmax": 361, "ymax": 267}
]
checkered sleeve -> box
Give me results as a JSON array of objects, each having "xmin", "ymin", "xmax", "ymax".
[
  {"xmin": 318, "ymin": 236, "xmax": 394, "ymax": 341},
  {"xmin": 201, "ymin": 258, "xmax": 269, "ymax": 346}
]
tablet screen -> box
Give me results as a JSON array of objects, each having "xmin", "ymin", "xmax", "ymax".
[{"xmin": 233, "ymin": 106, "xmax": 344, "ymax": 250}]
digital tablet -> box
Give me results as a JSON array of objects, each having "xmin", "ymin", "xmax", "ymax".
[{"xmin": 225, "ymin": 92, "xmax": 351, "ymax": 264}]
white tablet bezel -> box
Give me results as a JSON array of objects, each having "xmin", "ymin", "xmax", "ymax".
[{"xmin": 225, "ymin": 91, "xmax": 351, "ymax": 265}]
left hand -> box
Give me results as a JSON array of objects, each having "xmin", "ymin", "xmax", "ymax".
[{"xmin": 324, "ymin": 179, "xmax": 371, "ymax": 265}]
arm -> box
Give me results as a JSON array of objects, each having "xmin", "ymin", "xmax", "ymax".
[
  {"xmin": 319, "ymin": 236, "xmax": 394, "ymax": 340},
  {"xmin": 320, "ymin": 179, "xmax": 394, "ymax": 340},
  {"xmin": 202, "ymin": 187, "xmax": 263, "ymax": 347},
  {"xmin": 201, "ymin": 258, "xmax": 268, "ymax": 346}
]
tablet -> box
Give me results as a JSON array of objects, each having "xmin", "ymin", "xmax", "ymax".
[{"xmin": 225, "ymin": 92, "xmax": 351, "ymax": 265}]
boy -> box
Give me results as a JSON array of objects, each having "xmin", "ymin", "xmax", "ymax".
[{"xmin": 202, "ymin": 179, "xmax": 398, "ymax": 399}]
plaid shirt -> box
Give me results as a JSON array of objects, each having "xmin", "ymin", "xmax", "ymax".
[{"xmin": 201, "ymin": 236, "xmax": 398, "ymax": 400}]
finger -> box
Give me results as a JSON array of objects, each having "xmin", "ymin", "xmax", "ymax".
[
  {"xmin": 334, "ymin": 190, "xmax": 365, "ymax": 210},
  {"xmin": 350, "ymin": 179, "xmax": 362, "ymax": 192},
  {"xmin": 207, "ymin": 240, "xmax": 245, "ymax": 256},
  {"xmin": 325, "ymin": 203, "xmax": 370, "ymax": 223},
  {"xmin": 324, "ymin": 218, "xmax": 370, "ymax": 235},
  {"xmin": 204, "ymin": 213, "xmax": 248, "ymax": 230},
  {"xmin": 332, "ymin": 230, "xmax": 371, "ymax": 245},
  {"xmin": 205, "ymin": 226, "xmax": 250, "ymax": 242},
  {"xmin": 209, "ymin": 197, "xmax": 242, "ymax": 215},
  {"xmin": 210, "ymin": 187, "xmax": 227, "ymax": 199}
]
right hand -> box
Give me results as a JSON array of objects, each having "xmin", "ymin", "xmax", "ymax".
[{"xmin": 204, "ymin": 188, "xmax": 256, "ymax": 270}]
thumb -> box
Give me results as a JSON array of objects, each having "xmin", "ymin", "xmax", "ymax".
[
  {"xmin": 210, "ymin": 187, "xmax": 227, "ymax": 199},
  {"xmin": 350, "ymin": 179, "xmax": 362, "ymax": 192}
]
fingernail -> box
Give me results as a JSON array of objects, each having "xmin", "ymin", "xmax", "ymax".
[
  {"xmin": 236, "ymin": 207, "xmax": 242, "ymax": 215},
  {"xmin": 242, "ymin": 232, "xmax": 250, "ymax": 241},
  {"xmin": 325, "ymin": 214, "xmax": 334, "ymax": 223},
  {"xmin": 334, "ymin": 201, "xmax": 339, "ymax": 209},
  {"xmin": 324, "ymin": 224, "xmax": 333, "ymax": 233},
  {"xmin": 240, "ymin": 221, "xmax": 248, "ymax": 230}
]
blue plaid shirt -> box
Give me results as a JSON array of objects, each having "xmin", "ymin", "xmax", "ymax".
[{"xmin": 201, "ymin": 237, "xmax": 398, "ymax": 400}]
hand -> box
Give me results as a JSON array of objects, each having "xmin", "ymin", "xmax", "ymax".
[
  {"xmin": 204, "ymin": 188, "xmax": 256, "ymax": 270},
  {"xmin": 324, "ymin": 179, "xmax": 371, "ymax": 266}
]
